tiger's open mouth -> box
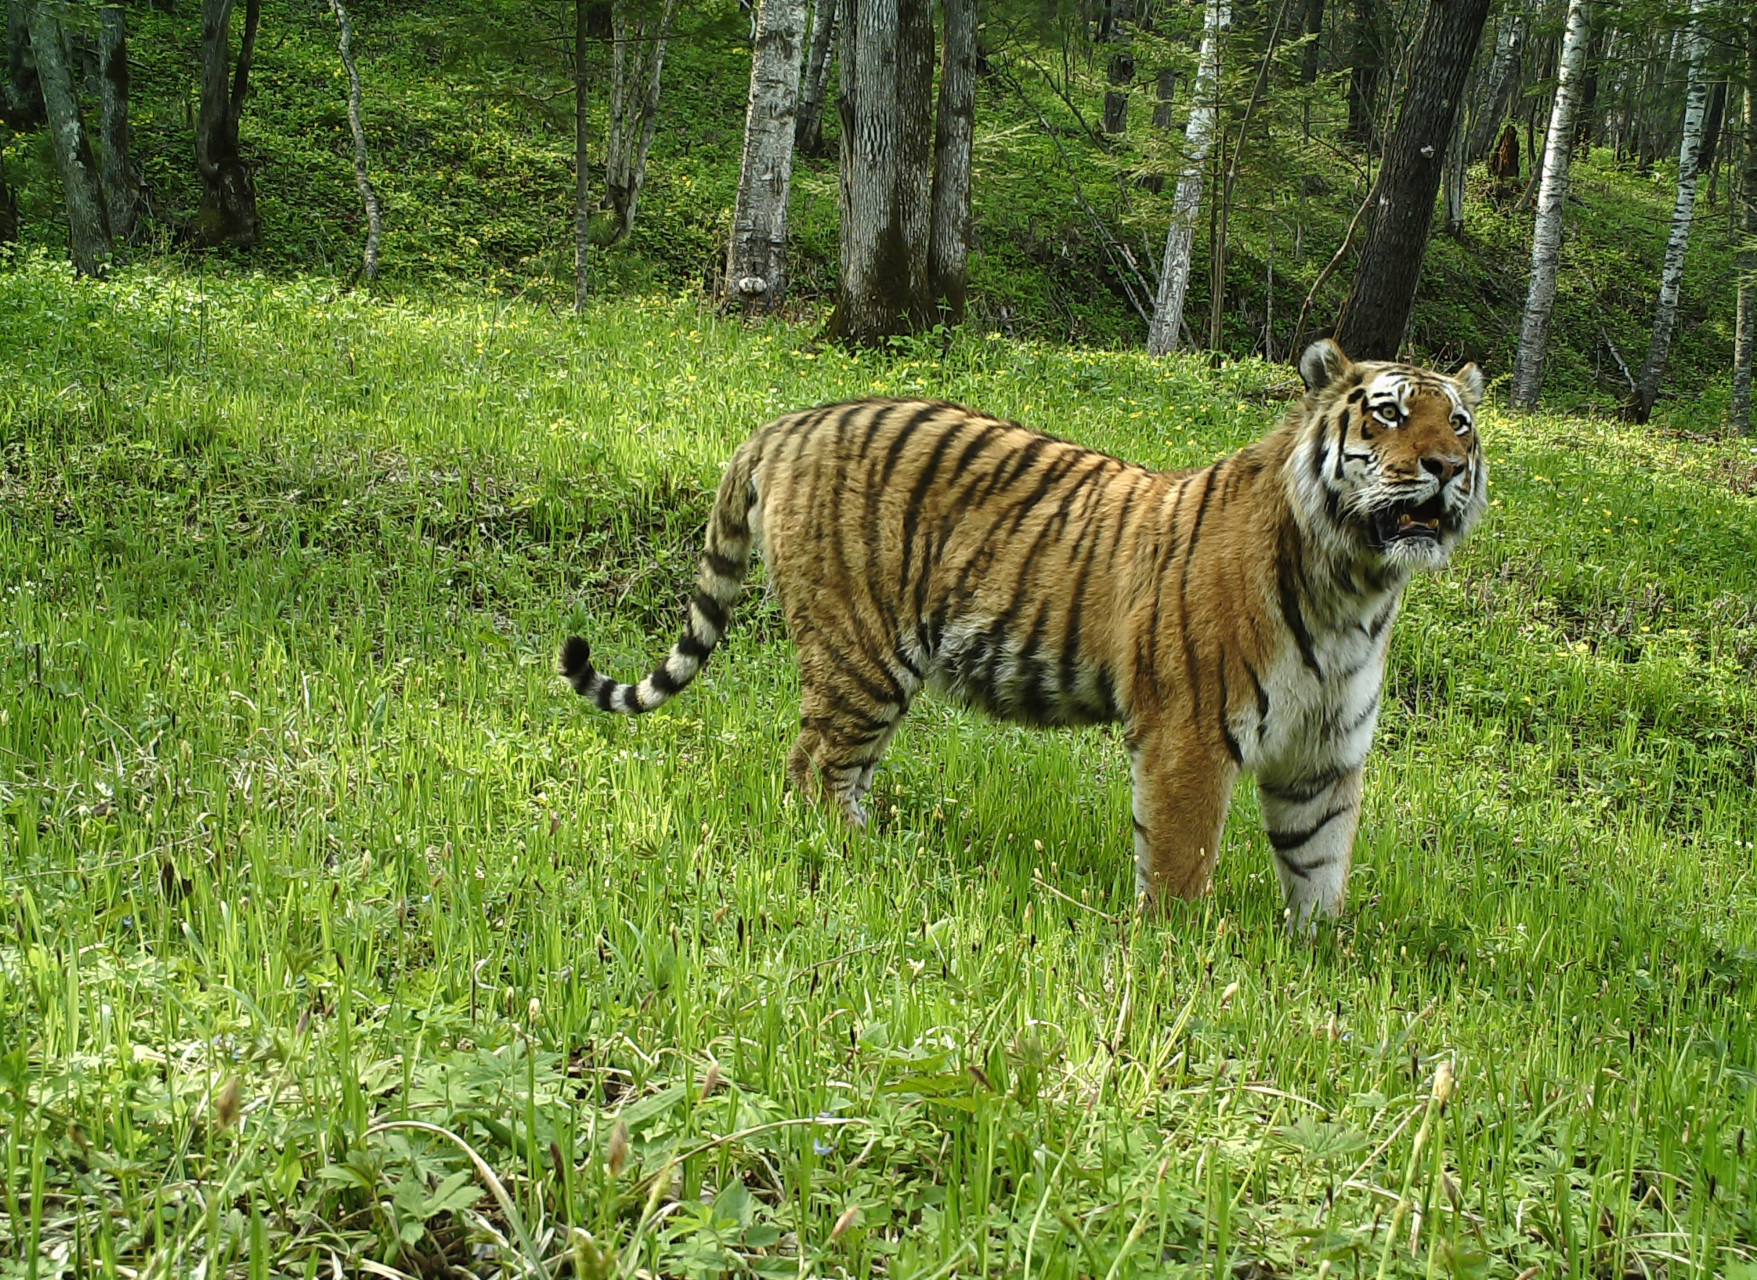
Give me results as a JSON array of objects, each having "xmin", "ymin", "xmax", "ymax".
[{"xmin": 1368, "ymin": 494, "xmax": 1448, "ymax": 548}]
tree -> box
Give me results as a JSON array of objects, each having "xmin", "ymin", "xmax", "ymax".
[
  {"xmin": 604, "ymin": 0, "xmax": 679, "ymax": 245},
  {"xmin": 822, "ymin": 0, "xmax": 936, "ymax": 344},
  {"xmin": 6, "ymin": 0, "xmax": 42, "ymax": 127},
  {"xmin": 928, "ymin": 0, "xmax": 975, "ymax": 321},
  {"xmin": 0, "ymin": 124, "xmax": 16, "ymax": 244},
  {"xmin": 1731, "ymin": 23, "xmax": 1754, "ymax": 432},
  {"xmin": 1510, "ymin": 0, "xmax": 1590, "ymax": 409},
  {"xmin": 1631, "ymin": 0, "xmax": 1706, "ymax": 423},
  {"xmin": 794, "ymin": 0, "xmax": 837, "ymax": 156},
  {"xmin": 1331, "ymin": 0, "xmax": 1492, "ymax": 361},
  {"xmin": 574, "ymin": 0, "xmax": 589, "ymax": 312},
  {"xmin": 723, "ymin": 0, "xmax": 807, "ymax": 314},
  {"xmin": 1298, "ymin": 0, "xmax": 1322, "ymax": 84},
  {"xmin": 96, "ymin": 3, "xmax": 136, "ymax": 243},
  {"xmin": 328, "ymin": 0, "xmax": 379, "ymax": 283},
  {"xmin": 26, "ymin": 0, "xmax": 110, "ymax": 275},
  {"xmin": 1465, "ymin": 5, "xmax": 1524, "ymax": 162},
  {"xmin": 1343, "ymin": 0, "xmax": 1379, "ymax": 147},
  {"xmin": 193, "ymin": 0, "xmax": 261, "ymax": 248},
  {"xmin": 1146, "ymin": 0, "xmax": 1227, "ymax": 357}
]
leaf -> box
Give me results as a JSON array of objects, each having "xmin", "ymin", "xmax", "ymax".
[{"xmin": 424, "ymin": 1169, "xmax": 483, "ymax": 1217}]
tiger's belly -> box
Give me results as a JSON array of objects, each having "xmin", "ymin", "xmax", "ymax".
[{"xmin": 924, "ymin": 618, "xmax": 1120, "ymax": 728}]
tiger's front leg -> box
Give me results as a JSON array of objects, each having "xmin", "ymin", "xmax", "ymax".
[
  {"xmin": 1129, "ymin": 722, "xmax": 1238, "ymax": 913},
  {"xmin": 1257, "ymin": 767, "xmax": 1364, "ymax": 934}
]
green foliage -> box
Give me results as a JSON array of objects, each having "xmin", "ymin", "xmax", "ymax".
[
  {"xmin": 3, "ymin": 262, "xmax": 1755, "ymax": 1277},
  {"xmin": 0, "ymin": 0, "xmax": 1745, "ymax": 414}
]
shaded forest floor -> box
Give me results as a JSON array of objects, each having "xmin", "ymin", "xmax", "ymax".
[
  {"xmin": 0, "ymin": 0, "xmax": 1749, "ymax": 421},
  {"xmin": 3, "ymin": 265, "xmax": 1755, "ymax": 1277}
]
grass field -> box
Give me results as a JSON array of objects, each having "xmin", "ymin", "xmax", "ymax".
[{"xmin": 3, "ymin": 259, "xmax": 1756, "ymax": 1278}]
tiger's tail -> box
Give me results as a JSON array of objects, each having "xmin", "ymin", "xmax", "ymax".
[{"xmin": 560, "ymin": 438, "xmax": 760, "ymax": 715}]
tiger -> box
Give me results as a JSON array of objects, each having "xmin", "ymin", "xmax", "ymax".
[{"xmin": 560, "ymin": 339, "xmax": 1486, "ymax": 930}]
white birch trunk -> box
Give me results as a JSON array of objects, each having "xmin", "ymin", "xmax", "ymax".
[
  {"xmin": 1146, "ymin": 0, "xmax": 1227, "ymax": 357},
  {"xmin": 1509, "ymin": 0, "xmax": 1590, "ymax": 410},
  {"xmin": 724, "ymin": 0, "xmax": 807, "ymax": 313},
  {"xmin": 1633, "ymin": 0, "xmax": 1706, "ymax": 422},
  {"xmin": 1465, "ymin": 6, "xmax": 1524, "ymax": 163},
  {"xmin": 1732, "ymin": 26, "xmax": 1755, "ymax": 432},
  {"xmin": 328, "ymin": 0, "xmax": 380, "ymax": 284},
  {"xmin": 795, "ymin": 0, "xmax": 838, "ymax": 155}
]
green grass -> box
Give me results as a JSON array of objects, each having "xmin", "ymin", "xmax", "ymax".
[{"xmin": 3, "ymin": 259, "xmax": 1756, "ymax": 1279}]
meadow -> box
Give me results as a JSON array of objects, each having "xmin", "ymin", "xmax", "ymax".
[{"xmin": 2, "ymin": 258, "xmax": 1756, "ymax": 1278}]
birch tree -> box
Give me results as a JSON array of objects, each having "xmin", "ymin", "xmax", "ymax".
[
  {"xmin": 928, "ymin": 0, "xmax": 975, "ymax": 321},
  {"xmin": 1510, "ymin": 0, "xmax": 1590, "ymax": 410},
  {"xmin": 604, "ymin": 0, "xmax": 679, "ymax": 245},
  {"xmin": 328, "ymin": 0, "xmax": 379, "ymax": 283},
  {"xmin": 1732, "ymin": 24, "xmax": 1754, "ymax": 433},
  {"xmin": 26, "ymin": 0, "xmax": 110, "ymax": 275},
  {"xmin": 723, "ymin": 0, "xmax": 807, "ymax": 314},
  {"xmin": 1146, "ymin": 0, "xmax": 1227, "ymax": 357},
  {"xmin": 1631, "ymin": 0, "xmax": 1706, "ymax": 424}
]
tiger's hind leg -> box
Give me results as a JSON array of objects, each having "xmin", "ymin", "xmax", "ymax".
[{"xmin": 787, "ymin": 653, "xmax": 916, "ymax": 828}]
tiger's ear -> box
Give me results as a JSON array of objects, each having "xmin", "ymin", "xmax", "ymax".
[
  {"xmin": 1299, "ymin": 339, "xmax": 1351, "ymax": 393},
  {"xmin": 1454, "ymin": 362, "xmax": 1485, "ymax": 407}
]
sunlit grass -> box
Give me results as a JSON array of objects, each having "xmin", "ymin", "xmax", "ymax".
[{"xmin": 3, "ymin": 259, "xmax": 1755, "ymax": 1278}]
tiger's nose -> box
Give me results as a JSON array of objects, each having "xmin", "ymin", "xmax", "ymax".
[{"xmin": 1421, "ymin": 455, "xmax": 1464, "ymax": 485}]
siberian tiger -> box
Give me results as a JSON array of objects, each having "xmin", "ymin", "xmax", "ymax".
[{"xmin": 561, "ymin": 339, "xmax": 1486, "ymax": 930}]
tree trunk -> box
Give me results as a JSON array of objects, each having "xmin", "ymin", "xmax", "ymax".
[
  {"xmin": 1464, "ymin": 5, "xmax": 1523, "ymax": 163},
  {"xmin": 1103, "ymin": 49, "xmax": 1131, "ymax": 134},
  {"xmin": 1146, "ymin": 0, "xmax": 1227, "ymax": 356},
  {"xmin": 1331, "ymin": 0, "xmax": 1491, "ymax": 361},
  {"xmin": 193, "ymin": 0, "xmax": 261, "ymax": 249},
  {"xmin": 0, "ymin": 125, "xmax": 16, "ymax": 243},
  {"xmin": 1694, "ymin": 79, "xmax": 1725, "ymax": 196},
  {"xmin": 27, "ymin": 1, "xmax": 110, "ymax": 275},
  {"xmin": 95, "ymin": 4, "xmax": 136, "ymax": 244},
  {"xmin": 928, "ymin": 0, "xmax": 975, "ymax": 321},
  {"xmin": 723, "ymin": 0, "xmax": 807, "ymax": 314},
  {"xmin": 574, "ymin": 0, "xmax": 589, "ymax": 312},
  {"xmin": 1632, "ymin": 0, "xmax": 1706, "ymax": 424},
  {"xmin": 1299, "ymin": 0, "xmax": 1322, "ymax": 84},
  {"xmin": 327, "ymin": 0, "xmax": 379, "ymax": 283},
  {"xmin": 6, "ymin": 0, "xmax": 42, "ymax": 128},
  {"xmin": 794, "ymin": 0, "xmax": 838, "ymax": 156},
  {"xmin": 1509, "ymin": 0, "xmax": 1589, "ymax": 410},
  {"xmin": 1441, "ymin": 109, "xmax": 1467, "ymax": 236},
  {"xmin": 605, "ymin": 0, "xmax": 679, "ymax": 244},
  {"xmin": 823, "ymin": 0, "xmax": 935, "ymax": 345},
  {"xmin": 1726, "ymin": 24, "xmax": 1753, "ymax": 432},
  {"xmin": 1572, "ymin": 19, "xmax": 1601, "ymax": 151},
  {"xmin": 1343, "ymin": 0, "xmax": 1379, "ymax": 147}
]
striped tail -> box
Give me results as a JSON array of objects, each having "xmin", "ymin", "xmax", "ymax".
[{"xmin": 560, "ymin": 441, "xmax": 759, "ymax": 715}]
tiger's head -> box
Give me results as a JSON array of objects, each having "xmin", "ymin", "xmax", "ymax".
[{"xmin": 1291, "ymin": 339, "xmax": 1487, "ymax": 576}]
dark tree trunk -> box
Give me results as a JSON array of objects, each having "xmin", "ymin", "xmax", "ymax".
[
  {"xmin": 824, "ymin": 0, "xmax": 935, "ymax": 345},
  {"xmin": 27, "ymin": 1, "xmax": 111, "ymax": 274},
  {"xmin": 1695, "ymin": 80, "xmax": 1725, "ymax": 195},
  {"xmin": 0, "ymin": 128, "xmax": 16, "ymax": 243},
  {"xmin": 5, "ymin": 0, "xmax": 43, "ymax": 128},
  {"xmin": 1572, "ymin": 19, "xmax": 1601, "ymax": 151},
  {"xmin": 1332, "ymin": 0, "xmax": 1492, "ymax": 360},
  {"xmin": 193, "ymin": 0, "xmax": 261, "ymax": 249},
  {"xmin": 795, "ymin": 0, "xmax": 838, "ymax": 156},
  {"xmin": 1151, "ymin": 66, "xmax": 1175, "ymax": 127},
  {"xmin": 97, "ymin": 5, "xmax": 137, "ymax": 243},
  {"xmin": 1299, "ymin": 0, "xmax": 1322, "ymax": 83},
  {"xmin": 928, "ymin": 0, "xmax": 974, "ymax": 321},
  {"xmin": 574, "ymin": 0, "xmax": 589, "ymax": 311},
  {"xmin": 1344, "ymin": 0, "xmax": 1379, "ymax": 147},
  {"xmin": 1103, "ymin": 50, "xmax": 1132, "ymax": 134}
]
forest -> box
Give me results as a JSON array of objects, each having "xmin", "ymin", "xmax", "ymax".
[{"xmin": 2, "ymin": 0, "xmax": 1756, "ymax": 1277}]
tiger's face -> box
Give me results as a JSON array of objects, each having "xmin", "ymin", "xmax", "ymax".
[{"xmin": 1296, "ymin": 339, "xmax": 1487, "ymax": 575}]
